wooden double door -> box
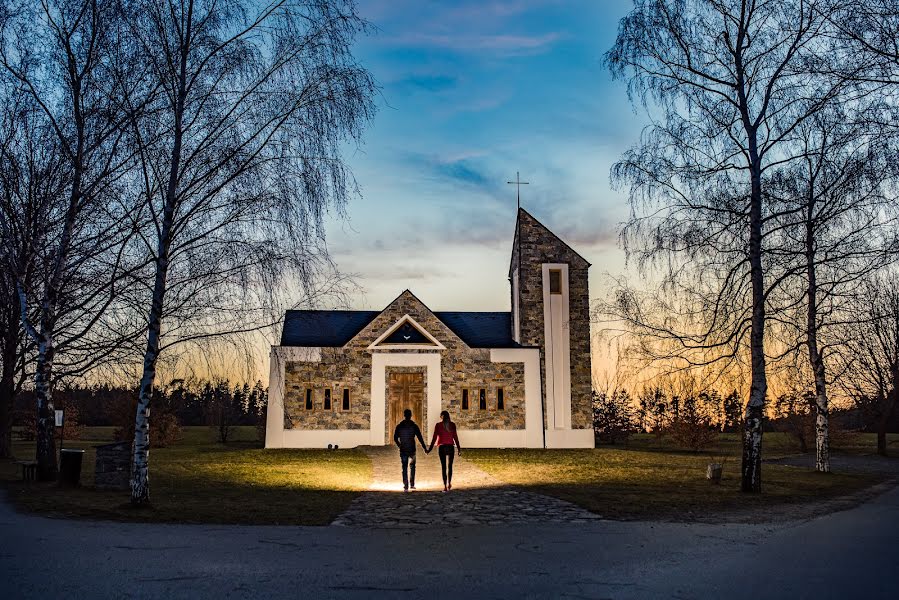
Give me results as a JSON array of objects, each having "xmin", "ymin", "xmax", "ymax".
[{"xmin": 387, "ymin": 372, "xmax": 425, "ymax": 439}]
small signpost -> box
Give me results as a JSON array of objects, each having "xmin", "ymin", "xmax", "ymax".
[{"xmin": 55, "ymin": 408, "xmax": 65, "ymax": 468}]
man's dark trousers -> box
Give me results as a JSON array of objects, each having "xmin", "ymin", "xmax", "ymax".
[{"xmin": 400, "ymin": 451, "xmax": 416, "ymax": 488}]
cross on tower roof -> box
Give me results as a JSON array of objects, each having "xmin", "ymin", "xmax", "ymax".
[{"xmin": 506, "ymin": 171, "xmax": 529, "ymax": 210}]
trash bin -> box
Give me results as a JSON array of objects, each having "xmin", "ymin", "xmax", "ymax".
[{"xmin": 59, "ymin": 448, "xmax": 85, "ymax": 487}]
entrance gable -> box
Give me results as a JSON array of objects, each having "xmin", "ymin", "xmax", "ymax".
[
  {"xmin": 368, "ymin": 314, "xmax": 446, "ymax": 350},
  {"xmin": 344, "ymin": 290, "xmax": 468, "ymax": 350}
]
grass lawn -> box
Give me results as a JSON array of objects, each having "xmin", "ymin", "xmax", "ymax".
[
  {"xmin": 467, "ymin": 432, "xmax": 893, "ymax": 521},
  {"xmin": 623, "ymin": 431, "xmax": 899, "ymax": 458},
  {"xmin": 2, "ymin": 428, "xmax": 894, "ymax": 525},
  {"xmin": 0, "ymin": 426, "xmax": 371, "ymax": 526}
]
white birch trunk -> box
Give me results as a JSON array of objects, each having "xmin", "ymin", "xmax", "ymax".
[
  {"xmin": 814, "ymin": 387, "xmax": 830, "ymax": 471},
  {"xmin": 130, "ymin": 42, "xmax": 187, "ymax": 504},
  {"xmin": 33, "ymin": 330, "xmax": 57, "ymax": 480},
  {"xmin": 30, "ymin": 146, "xmax": 82, "ymax": 480},
  {"xmin": 129, "ymin": 179, "xmax": 176, "ymax": 505},
  {"xmin": 741, "ymin": 143, "xmax": 767, "ymax": 494},
  {"xmin": 805, "ymin": 196, "xmax": 830, "ymax": 473},
  {"xmin": 808, "ymin": 308, "xmax": 830, "ymax": 473},
  {"xmin": 22, "ymin": 33, "xmax": 87, "ymax": 479}
]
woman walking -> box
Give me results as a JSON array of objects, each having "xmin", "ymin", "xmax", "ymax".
[{"xmin": 429, "ymin": 410, "xmax": 461, "ymax": 492}]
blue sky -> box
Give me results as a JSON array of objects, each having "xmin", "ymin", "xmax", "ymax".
[{"xmin": 327, "ymin": 0, "xmax": 644, "ymax": 311}]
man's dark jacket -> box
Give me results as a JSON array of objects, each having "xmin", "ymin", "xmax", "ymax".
[{"xmin": 393, "ymin": 420, "xmax": 425, "ymax": 454}]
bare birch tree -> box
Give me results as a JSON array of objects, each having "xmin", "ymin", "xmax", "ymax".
[
  {"xmin": 828, "ymin": 0, "xmax": 899, "ymax": 89},
  {"xmin": 834, "ymin": 273, "xmax": 899, "ymax": 455},
  {"xmin": 121, "ymin": 0, "xmax": 375, "ymax": 504},
  {"xmin": 766, "ymin": 105, "xmax": 899, "ymax": 472},
  {"xmin": 0, "ymin": 88, "xmax": 50, "ymax": 458},
  {"xmin": 606, "ymin": 0, "xmax": 847, "ymax": 492},
  {"xmin": 0, "ymin": 0, "xmax": 146, "ymax": 478}
]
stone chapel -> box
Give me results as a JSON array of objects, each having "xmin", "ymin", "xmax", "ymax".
[{"xmin": 265, "ymin": 208, "xmax": 593, "ymax": 449}]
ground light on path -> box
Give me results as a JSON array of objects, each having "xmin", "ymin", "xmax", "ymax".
[{"xmin": 332, "ymin": 445, "xmax": 601, "ymax": 527}]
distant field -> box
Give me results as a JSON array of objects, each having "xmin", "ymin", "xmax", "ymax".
[
  {"xmin": 622, "ymin": 431, "xmax": 899, "ymax": 457},
  {"xmin": 1, "ymin": 426, "xmax": 371, "ymax": 525}
]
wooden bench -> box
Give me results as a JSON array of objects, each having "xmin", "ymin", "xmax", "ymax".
[{"xmin": 14, "ymin": 460, "xmax": 38, "ymax": 481}]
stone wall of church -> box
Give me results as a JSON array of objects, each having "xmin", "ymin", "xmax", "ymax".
[
  {"xmin": 356, "ymin": 291, "xmax": 526, "ymax": 430},
  {"xmin": 282, "ymin": 291, "xmax": 528, "ymax": 432},
  {"xmin": 514, "ymin": 210, "xmax": 593, "ymax": 430},
  {"xmin": 441, "ymin": 352, "xmax": 525, "ymax": 430},
  {"xmin": 282, "ymin": 347, "xmax": 371, "ymax": 430}
]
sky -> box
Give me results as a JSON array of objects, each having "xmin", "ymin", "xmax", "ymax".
[{"xmin": 324, "ymin": 0, "xmax": 645, "ymax": 313}]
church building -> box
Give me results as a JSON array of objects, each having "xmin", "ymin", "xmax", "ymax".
[{"xmin": 265, "ymin": 208, "xmax": 594, "ymax": 449}]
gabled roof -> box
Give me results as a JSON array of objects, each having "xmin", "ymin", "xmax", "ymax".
[
  {"xmin": 280, "ymin": 310, "xmax": 379, "ymax": 346},
  {"xmin": 509, "ymin": 207, "xmax": 591, "ymax": 276},
  {"xmin": 367, "ymin": 313, "xmax": 446, "ymax": 350},
  {"xmin": 280, "ymin": 308, "xmax": 519, "ymax": 348},
  {"xmin": 433, "ymin": 312, "xmax": 519, "ymax": 348}
]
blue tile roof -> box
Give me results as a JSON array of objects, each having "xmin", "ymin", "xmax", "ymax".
[
  {"xmin": 433, "ymin": 312, "xmax": 519, "ymax": 348},
  {"xmin": 280, "ymin": 310, "xmax": 520, "ymax": 348},
  {"xmin": 280, "ymin": 310, "xmax": 379, "ymax": 346}
]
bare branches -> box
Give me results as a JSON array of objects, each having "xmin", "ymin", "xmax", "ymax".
[
  {"xmin": 604, "ymin": 0, "xmax": 869, "ymax": 491},
  {"xmin": 121, "ymin": 0, "xmax": 375, "ymax": 504}
]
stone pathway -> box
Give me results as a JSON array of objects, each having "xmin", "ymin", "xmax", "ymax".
[{"xmin": 332, "ymin": 445, "xmax": 602, "ymax": 528}]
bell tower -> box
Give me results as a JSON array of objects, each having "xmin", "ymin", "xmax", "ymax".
[{"xmin": 510, "ymin": 208, "xmax": 592, "ymax": 445}]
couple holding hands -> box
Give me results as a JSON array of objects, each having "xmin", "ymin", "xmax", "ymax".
[{"xmin": 392, "ymin": 409, "xmax": 462, "ymax": 492}]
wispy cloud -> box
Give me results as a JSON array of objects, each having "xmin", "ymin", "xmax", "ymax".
[
  {"xmin": 444, "ymin": 0, "xmax": 559, "ymax": 20},
  {"xmin": 362, "ymin": 0, "xmax": 562, "ymax": 23},
  {"xmin": 383, "ymin": 32, "xmax": 562, "ymax": 56},
  {"xmin": 402, "ymin": 152, "xmax": 509, "ymax": 201},
  {"xmin": 434, "ymin": 159, "xmax": 491, "ymax": 188},
  {"xmin": 395, "ymin": 74, "xmax": 458, "ymax": 92},
  {"xmin": 327, "ymin": 0, "xmax": 637, "ymax": 312}
]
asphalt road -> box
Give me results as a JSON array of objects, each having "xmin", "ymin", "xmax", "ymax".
[{"xmin": 2, "ymin": 485, "xmax": 898, "ymax": 599}]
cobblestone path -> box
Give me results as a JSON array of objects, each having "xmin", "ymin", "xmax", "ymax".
[{"xmin": 331, "ymin": 446, "xmax": 602, "ymax": 528}]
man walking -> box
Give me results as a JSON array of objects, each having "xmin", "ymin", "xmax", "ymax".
[{"xmin": 393, "ymin": 409, "xmax": 427, "ymax": 492}]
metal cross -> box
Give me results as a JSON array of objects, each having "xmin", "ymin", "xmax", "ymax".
[{"xmin": 507, "ymin": 171, "xmax": 529, "ymax": 210}]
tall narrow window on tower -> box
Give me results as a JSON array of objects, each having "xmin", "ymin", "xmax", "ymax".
[
  {"xmin": 549, "ymin": 269, "xmax": 562, "ymax": 294},
  {"xmin": 324, "ymin": 389, "xmax": 332, "ymax": 410}
]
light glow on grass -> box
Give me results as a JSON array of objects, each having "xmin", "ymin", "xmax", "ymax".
[
  {"xmin": 467, "ymin": 441, "xmax": 885, "ymax": 521},
  {"xmin": 2, "ymin": 427, "xmax": 373, "ymax": 525},
  {"xmin": 368, "ymin": 476, "xmax": 479, "ymax": 492}
]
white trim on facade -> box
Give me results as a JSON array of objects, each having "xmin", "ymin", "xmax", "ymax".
[
  {"xmin": 544, "ymin": 428, "xmax": 594, "ymax": 448},
  {"xmin": 542, "ymin": 263, "xmax": 571, "ymax": 430},
  {"xmin": 265, "ymin": 346, "xmax": 321, "ymax": 449},
  {"xmin": 280, "ymin": 429, "xmax": 373, "ymax": 448},
  {"xmin": 366, "ymin": 314, "xmax": 446, "ymax": 351},
  {"xmin": 370, "ymin": 352, "xmax": 442, "ymax": 445},
  {"xmin": 512, "ymin": 268, "xmax": 521, "ymax": 343},
  {"xmin": 488, "ymin": 347, "xmax": 542, "ymax": 447},
  {"xmin": 264, "ymin": 311, "xmax": 593, "ymax": 450}
]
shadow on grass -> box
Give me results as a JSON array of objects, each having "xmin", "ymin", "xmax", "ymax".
[
  {"xmin": 466, "ymin": 447, "xmax": 889, "ymax": 522},
  {"xmin": 1, "ymin": 479, "xmax": 362, "ymax": 526},
  {"xmin": 1, "ymin": 437, "xmax": 373, "ymax": 526}
]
